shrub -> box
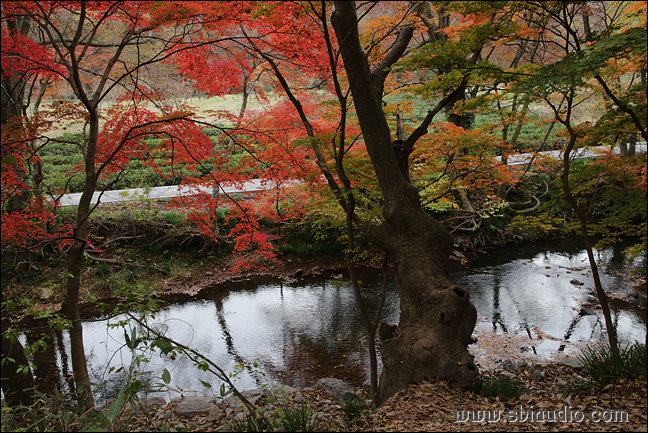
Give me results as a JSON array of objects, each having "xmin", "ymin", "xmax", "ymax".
[
  {"xmin": 507, "ymin": 214, "xmax": 565, "ymax": 242},
  {"xmin": 578, "ymin": 342, "xmax": 647, "ymax": 385},
  {"xmin": 228, "ymin": 402, "xmax": 323, "ymax": 432},
  {"xmin": 161, "ymin": 210, "xmax": 188, "ymax": 226},
  {"xmin": 0, "ymin": 388, "xmax": 128, "ymax": 432}
]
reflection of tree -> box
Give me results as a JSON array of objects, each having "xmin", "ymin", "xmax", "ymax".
[
  {"xmin": 254, "ymin": 278, "xmax": 391, "ymax": 389},
  {"xmin": 1, "ymin": 328, "xmax": 34, "ymax": 406},
  {"xmin": 56, "ymin": 328, "xmax": 75, "ymax": 394},
  {"xmin": 560, "ymin": 314, "xmax": 585, "ymax": 352},
  {"xmin": 492, "ymin": 270, "xmax": 536, "ymax": 353},
  {"xmin": 212, "ymin": 291, "xmax": 264, "ymax": 386},
  {"xmin": 557, "ymin": 309, "xmax": 619, "ymax": 352},
  {"xmin": 26, "ymin": 329, "xmax": 61, "ymax": 395},
  {"xmin": 490, "ymin": 274, "xmax": 508, "ymax": 333},
  {"xmin": 258, "ymin": 328, "xmax": 367, "ymax": 390}
]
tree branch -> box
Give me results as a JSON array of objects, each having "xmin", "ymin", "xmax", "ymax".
[{"xmin": 126, "ymin": 313, "xmax": 257, "ymax": 413}]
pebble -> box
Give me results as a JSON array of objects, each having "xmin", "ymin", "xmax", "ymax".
[
  {"xmin": 293, "ymin": 392, "xmax": 305, "ymax": 403},
  {"xmin": 208, "ymin": 406, "xmax": 224, "ymax": 422}
]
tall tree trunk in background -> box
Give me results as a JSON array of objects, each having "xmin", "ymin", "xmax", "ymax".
[
  {"xmin": 61, "ymin": 112, "xmax": 99, "ymax": 409},
  {"xmin": 560, "ymin": 114, "xmax": 619, "ymax": 359},
  {"xmin": 627, "ymin": 133, "xmax": 637, "ymax": 157},
  {"xmin": 332, "ymin": 2, "xmax": 478, "ymax": 404},
  {"xmin": 28, "ymin": 77, "xmax": 51, "ymax": 203}
]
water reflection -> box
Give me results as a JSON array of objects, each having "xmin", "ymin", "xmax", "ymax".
[
  {"xmin": 73, "ymin": 274, "xmax": 398, "ymax": 405},
  {"xmin": 452, "ymin": 238, "xmax": 646, "ymax": 349},
  {"xmin": 36, "ymin": 239, "xmax": 645, "ymax": 406}
]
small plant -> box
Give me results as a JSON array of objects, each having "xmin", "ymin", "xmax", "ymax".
[
  {"xmin": 341, "ymin": 396, "xmax": 370, "ymax": 427},
  {"xmin": 470, "ymin": 375, "xmax": 526, "ymax": 399},
  {"xmin": 97, "ymin": 262, "xmax": 111, "ymax": 276},
  {"xmin": 229, "ymin": 411, "xmax": 275, "ymax": 432},
  {"xmin": 161, "ymin": 210, "xmax": 188, "ymax": 226},
  {"xmin": 0, "ymin": 387, "xmax": 126, "ymax": 432},
  {"xmin": 578, "ymin": 342, "xmax": 647, "ymax": 385},
  {"xmin": 558, "ymin": 377, "xmax": 597, "ymax": 395},
  {"xmin": 277, "ymin": 402, "xmax": 322, "ymax": 432}
]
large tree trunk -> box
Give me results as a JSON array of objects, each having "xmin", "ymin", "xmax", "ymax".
[
  {"xmin": 61, "ymin": 114, "xmax": 99, "ymax": 409},
  {"xmin": 332, "ymin": 2, "xmax": 478, "ymax": 403}
]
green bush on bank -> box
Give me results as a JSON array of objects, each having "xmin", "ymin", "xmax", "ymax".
[
  {"xmin": 275, "ymin": 221, "xmax": 346, "ymax": 259},
  {"xmin": 578, "ymin": 342, "xmax": 647, "ymax": 385}
]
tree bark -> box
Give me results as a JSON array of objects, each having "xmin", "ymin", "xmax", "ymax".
[
  {"xmin": 332, "ymin": 2, "xmax": 477, "ymax": 403},
  {"xmin": 61, "ymin": 112, "xmax": 99, "ymax": 409},
  {"xmin": 561, "ymin": 131, "xmax": 619, "ymax": 358}
]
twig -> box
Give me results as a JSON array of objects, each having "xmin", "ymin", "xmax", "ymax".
[
  {"xmin": 125, "ymin": 313, "xmax": 257, "ymax": 414},
  {"xmin": 83, "ymin": 252, "xmax": 168, "ymax": 274}
]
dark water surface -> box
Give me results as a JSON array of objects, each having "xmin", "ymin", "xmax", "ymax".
[{"xmin": 24, "ymin": 238, "xmax": 647, "ymax": 405}]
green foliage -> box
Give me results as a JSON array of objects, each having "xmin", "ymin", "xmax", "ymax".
[
  {"xmin": 423, "ymin": 198, "xmax": 458, "ymax": 214},
  {"xmin": 0, "ymin": 387, "xmax": 128, "ymax": 432},
  {"xmin": 39, "ymin": 132, "xmax": 85, "ymax": 193},
  {"xmin": 229, "ymin": 401, "xmax": 322, "ymax": 433},
  {"xmin": 41, "ymin": 133, "xmax": 218, "ymax": 194},
  {"xmin": 624, "ymin": 239, "xmax": 647, "ymax": 275},
  {"xmin": 470, "ymin": 375, "xmax": 526, "ymax": 399},
  {"xmin": 553, "ymin": 155, "xmax": 647, "ymax": 257},
  {"xmin": 96, "ymin": 262, "xmax": 111, "ymax": 276},
  {"xmin": 578, "ymin": 342, "xmax": 647, "ymax": 385},
  {"xmin": 276, "ymin": 215, "xmax": 345, "ymax": 259},
  {"xmin": 229, "ymin": 411, "xmax": 275, "ymax": 432},
  {"xmin": 160, "ymin": 210, "xmax": 189, "ymax": 226},
  {"xmin": 507, "ymin": 215, "xmax": 565, "ymax": 242},
  {"xmin": 276, "ymin": 402, "xmax": 322, "ymax": 432},
  {"xmin": 341, "ymin": 396, "xmax": 372, "ymax": 428},
  {"xmin": 557, "ymin": 378, "xmax": 597, "ymax": 395}
]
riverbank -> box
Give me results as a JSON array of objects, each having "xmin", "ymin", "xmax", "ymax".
[{"xmin": 101, "ymin": 361, "xmax": 646, "ymax": 432}]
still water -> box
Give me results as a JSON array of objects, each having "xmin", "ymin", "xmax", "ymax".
[{"xmin": 33, "ymin": 238, "xmax": 647, "ymax": 405}]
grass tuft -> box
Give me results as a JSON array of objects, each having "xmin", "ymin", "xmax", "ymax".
[
  {"xmin": 578, "ymin": 342, "xmax": 646, "ymax": 385},
  {"xmin": 471, "ymin": 375, "xmax": 526, "ymax": 399}
]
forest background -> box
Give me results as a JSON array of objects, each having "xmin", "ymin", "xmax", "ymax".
[{"xmin": 1, "ymin": 0, "xmax": 646, "ymax": 428}]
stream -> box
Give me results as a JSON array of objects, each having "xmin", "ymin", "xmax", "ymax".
[{"xmin": 19, "ymin": 238, "xmax": 647, "ymax": 406}]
